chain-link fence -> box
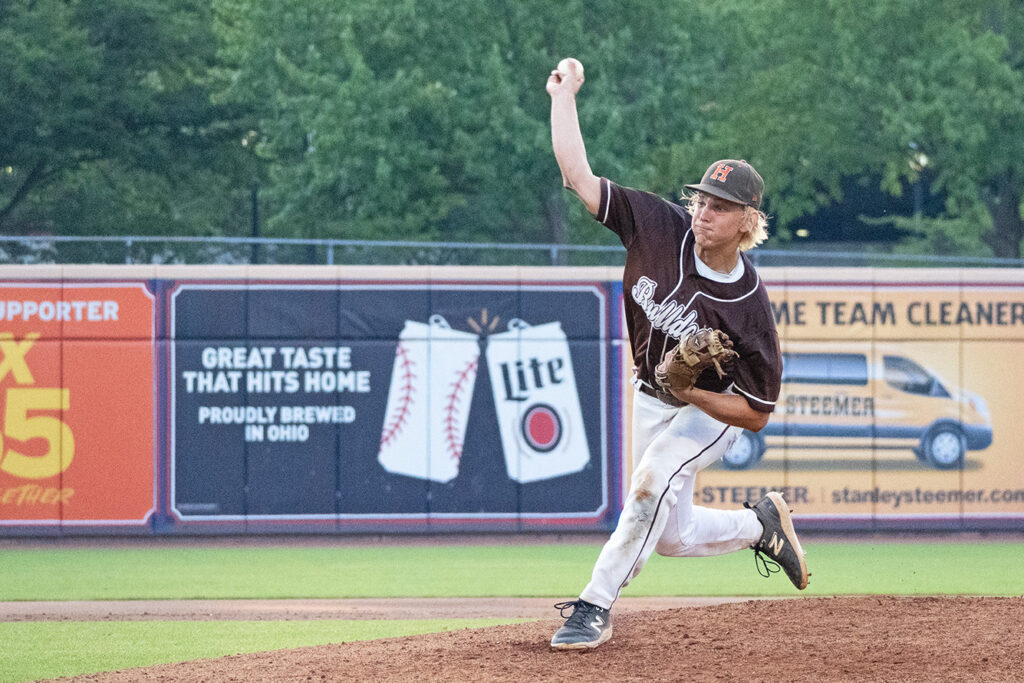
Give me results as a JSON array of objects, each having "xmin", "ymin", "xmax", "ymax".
[{"xmin": 0, "ymin": 234, "xmax": 1021, "ymax": 268}]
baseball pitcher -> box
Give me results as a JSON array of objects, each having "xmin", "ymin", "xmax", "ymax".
[{"xmin": 546, "ymin": 57, "xmax": 809, "ymax": 650}]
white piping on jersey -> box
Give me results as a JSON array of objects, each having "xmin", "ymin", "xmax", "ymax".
[
  {"xmin": 670, "ymin": 230, "xmax": 762, "ymax": 304},
  {"xmin": 636, "ymin": 375, "xmax": 776, "ymax": 410},
  {"xmin": 678, "ymin": 230, "xmax": 762, "ymax": 303},
  {"xmin": 730, "ymin": 382, "xmax": 777, "ymax": 407},
  {"xmin": 599, "ymin": 178, "xmax": 612, "ymax": 224}
]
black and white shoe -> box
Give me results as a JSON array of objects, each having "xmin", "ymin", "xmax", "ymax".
[
  {"xmin": 550, "ymin": 599, "xmax": 613, "ymax": 650},
  {"xmin": 745, "ymin": 491, "xmax": 810, "ymax": 590}
]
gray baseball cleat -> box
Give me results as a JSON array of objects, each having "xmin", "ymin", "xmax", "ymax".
[
  {"xmin": 745, "ymin": 491, "xmax": 810, "ymax": 590},
  {"xmin": 550, "ymin": 599, "xmax": 613, "ymax": 650}
]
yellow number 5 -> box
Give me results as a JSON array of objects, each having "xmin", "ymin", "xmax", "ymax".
[{"xmin": 0, "ymin": 388, "xmax": 74, "ymax": 479}]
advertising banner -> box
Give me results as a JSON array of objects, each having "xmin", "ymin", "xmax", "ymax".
[
  {"xmin": 1, "ymin": 265, "xmax": 1019, "ymax": 536},
  {"xmin": 697, "ymin": 271, "xmax": 1024, "ymax": 526},
  {"xmin": 0, "ymin": 283, "xmax": 156, "ymax": 526},
  {"xmin": 169, "ymin": 282, "xmax": 611, "ymax": 526}
]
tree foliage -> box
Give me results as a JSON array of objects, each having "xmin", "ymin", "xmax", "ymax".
[
  {"xmin": 0, "ymin": 0, "xmax": 251, "ymax": 237},
  {"xmin": 2, "ymin": 0, "xmax": 1023, "ymax": 259},
  {"xmin": 681, "ymin": 0, "xmax": 1024, "ymax": 256},
  {"xmin": 210, "ymin": 0, "xmax": 714, "ymax": 247}
]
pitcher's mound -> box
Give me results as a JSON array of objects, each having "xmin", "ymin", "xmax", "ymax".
[{"xmin": 62, "ymin": 596, "xmax": 1021, "ymax": 682}]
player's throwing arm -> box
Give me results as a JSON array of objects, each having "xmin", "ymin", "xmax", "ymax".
[{"xmin": 546, "ymin": 58, "xmax": 600, "ymax": 215}]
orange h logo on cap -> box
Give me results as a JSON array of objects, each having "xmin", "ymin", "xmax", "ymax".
[{"xmin": 710, "ymin": 164, "xmax": 734, "ymax": 182}]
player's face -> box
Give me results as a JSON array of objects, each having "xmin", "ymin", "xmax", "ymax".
[{"xmin": 691, "ymin": 193, "xmax": 748, "ymax": 252}]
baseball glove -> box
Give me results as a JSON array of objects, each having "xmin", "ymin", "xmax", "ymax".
[{"xmin": 654, "ymin": 328, "xmax": 739, "ymax": 393}]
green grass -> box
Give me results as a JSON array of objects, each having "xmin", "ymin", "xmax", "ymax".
[
  {"xmin": 0, "ymin": 619, "xmax": 515, "ymax": 683},
  {"xmin": 0, "ymin": 541, "xmax": 1021, "ymax": 682},
  {"xmin": 1, "ymin": 542, "xmax": 1022, "ymax": 600}
]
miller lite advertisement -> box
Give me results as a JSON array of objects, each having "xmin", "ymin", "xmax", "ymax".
[
  {"xmin": 487, "ymin": 319, "xmax": 590, "ymax": 483},
  {"xmin": 170, "ymin": 282, "xmax": 611, "ymax": 526}
]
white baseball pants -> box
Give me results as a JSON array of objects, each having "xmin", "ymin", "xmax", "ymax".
[{"xmin": 579, "ymin": 387, "xmax": 763, "ymax": 610}]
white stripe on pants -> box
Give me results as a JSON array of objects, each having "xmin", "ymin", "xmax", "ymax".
[{"xmin": 579, "ymin": 387, "xmax": 763, "ymax": 610}]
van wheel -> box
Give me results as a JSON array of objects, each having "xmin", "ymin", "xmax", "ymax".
[
  {"xmin": 921, "ymin": 426, "xmax": 966, "ymax": 469},
  {"xmin": 722, "ymin": 430, "xmax": 765, "ymax": 470}
]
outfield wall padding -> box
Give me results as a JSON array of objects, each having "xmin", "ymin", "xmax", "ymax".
[{"xmin": 0, "ymin": 265, "xmax": 1021, "ymax": 535}]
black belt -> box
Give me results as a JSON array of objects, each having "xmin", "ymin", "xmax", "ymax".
[{"xmin": 636, "ymin": 382, "xmax": 686, "ymax": 408}]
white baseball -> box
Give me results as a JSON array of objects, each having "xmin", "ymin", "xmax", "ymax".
[{"xmin": 557, "ymin": 58, "xmax": 584, "ymax": 80}]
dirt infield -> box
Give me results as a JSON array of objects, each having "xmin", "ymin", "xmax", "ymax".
[
  {"xmin": 0, "ymin": 596, "xmax": 749, "ymax": 622},
  {"xmin": 34, "ymin": 595, "xmax": 1023, "ymax": 682}
]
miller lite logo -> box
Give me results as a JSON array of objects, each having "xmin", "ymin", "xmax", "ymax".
[
  {"xmin": 500, "ymin": 358, "xmax": 566, "ymax": 452},
  {"xmin": 521, "ymin": 403, "xmax": 562, "ymax": 452},
  {"xmin": 487, "ymin": 319, "xmax": 590, "ymax": 483}
]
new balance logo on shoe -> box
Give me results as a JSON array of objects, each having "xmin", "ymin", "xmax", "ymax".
[
  {"xmin": 550, "ymin": 600, "xmax": 613, "ymax": 650},
  {"xmin": 745, "ymin": 492, "xmax": 810, "ymax": 591}
]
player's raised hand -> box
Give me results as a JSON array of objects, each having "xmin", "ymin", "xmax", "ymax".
[{"xmin": 546, "ymin": 57, "xmax": 585, "ymax": 97}]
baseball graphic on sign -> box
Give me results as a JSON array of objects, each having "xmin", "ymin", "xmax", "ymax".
[{"xmin": 377, "ymin": 315, "xmax": 480, "ymax": 483}]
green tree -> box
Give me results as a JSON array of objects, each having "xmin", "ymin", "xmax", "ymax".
[
  {"xmin": 678, "ymin": 0, "xmax": 1024, "ymax": 257},
  {"xmin": 8, "ymin": 0, "xmax": 1020, "ymax": 263},
  {"xmin": 0, "ymin": 0, "xmax": 252, "ymax": 244},
  {"xmin": 0, "ymin": 0, "xmax": 100, "ymax": 230},
  {"xmin": 211, "ymin": 0, "xmax": 718, "ymax": 254}
]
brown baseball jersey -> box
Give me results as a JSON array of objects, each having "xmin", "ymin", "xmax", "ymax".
[{"xmin": 596, "ymin": 178, "xmax": 782, "ymax": 413}]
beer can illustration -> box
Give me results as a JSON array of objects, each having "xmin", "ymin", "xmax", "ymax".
[
  {"xmin": 486, "ymin": 319, "xmax": 591, "ymax": 483},
  {"xmin": 377, "ymin": 315, "xmax": 479, "ymax": 483}
]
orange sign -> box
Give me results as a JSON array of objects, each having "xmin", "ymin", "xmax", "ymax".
[{"xmin": 0, "ymin": 283, "xmax": 155, "ymax": 525}]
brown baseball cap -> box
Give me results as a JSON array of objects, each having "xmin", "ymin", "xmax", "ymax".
[{"xmin": 685, "ymin": 159, "xmax": 764, "ymax": 209}]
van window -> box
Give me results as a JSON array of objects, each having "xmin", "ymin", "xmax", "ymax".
[
  {"xmin": 782, "ymin": 353, "xmax": 868, "ymax": 386},
  {"xmin": 883, "ymin": 355, "xmax": 951, "ymax": 397}
]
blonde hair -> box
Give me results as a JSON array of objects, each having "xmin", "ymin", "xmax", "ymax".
[{"xmin": 683, "ymin": 192, "xmax": 769, "ymax": 252}]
